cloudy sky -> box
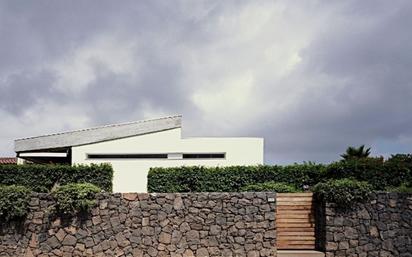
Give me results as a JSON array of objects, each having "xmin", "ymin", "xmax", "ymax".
[{"xmin": 1, "ymin": 0, "xmax": 412, "ymax": 164}]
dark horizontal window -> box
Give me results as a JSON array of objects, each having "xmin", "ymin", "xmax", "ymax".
[
  {"xmin": 87, "ymin": 154, "xmax": 168, "ymax": 159},
  {"xmin": 182, "ymin": 153, "xmax": 225, "ymax": 159}
]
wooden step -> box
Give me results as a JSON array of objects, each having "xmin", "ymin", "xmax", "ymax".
[
  {"xmin": 277, "ymin": 227, "xmax": 315, "ymax": 232},
  {"xmin": 277, "ymin": 223, "xmax": 315, "ymax": 228},
  {"xmin": 277, "ymin": 206, "xmax": 314, "ymax": 210},
  {"xmin": 277, "ymin": 193, "xmax": 313, "ymax": 197},
  {"xmin": 277, "ymin": 219, "xmax": 314, "ymax": 223},
  {"xmin": 277, "ymin": 231, "xmax": 315, "ymax": 236},
  {"xmin": 277, "ymin": 244, "xmax": 317, "ymax": 250},
  {"xmin": 277, "ymin": 250, "xmax": 325, "ymax": 257},
  {"xmin": 277, "ymin": 214, "xmax": 313, "ymax": 217},
  {"xmin": 278, "ymin": 236, "xmax": 315, "ymax": 241},
  {"xmin": 277, "ymin": 202, "xmax": 313, "ymax": 206},
  {"xmin": 277, "ymin": 197, "xmax": 313, "ymax": 202},
  {"xmin": 278, "ymin": 238, "xmax": 316, "ymax": 243}
]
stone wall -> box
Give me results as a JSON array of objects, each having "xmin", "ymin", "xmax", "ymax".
[
  {"xmin": 319, "ymin": 192, "xmax": 412, "ymax": 257},
  {"xmin": 0, "ymin": 192, "xmax": 277, "ymax": 257}
]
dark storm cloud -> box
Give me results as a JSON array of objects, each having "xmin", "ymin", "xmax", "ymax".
[
  {"xmin": 0, "ymin": 70, "xmax": 59, "ymax": 114},
  {"xmin": 80, "ymin": 54, "xmax": 192, "ymax": 126},
  {"xmin": 0, "ymin": 0, "xmax": 200, "ymax": 119},
  {"xmin": 1, "ymin": 0, "xmax": 412, "ymax": 163},
  {"xmin": 259, "ymin": 1, "xmax": 412, "ymax": 163}
]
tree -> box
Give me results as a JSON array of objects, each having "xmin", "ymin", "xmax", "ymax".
[{"xmin": 341, "ymin": 145, "xmax": 371, "ymax": 160}]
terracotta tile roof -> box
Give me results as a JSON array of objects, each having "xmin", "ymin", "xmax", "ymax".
[{"xmin": 0, "ymin": 157, "xmax": 17, "ymax": 164}]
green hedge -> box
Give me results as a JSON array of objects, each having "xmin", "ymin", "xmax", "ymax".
[
  {"xmin": 240, "ymin": 182, "xmax": 300, "ymax": 193},
  {"xmin": 0, "ymin": 185, "xmax": 31, "ymax": 221},
  {"xmin": 148, "ymin": 164, "xmax": 327, "ymax": 192},
  {"xmin": 325, "ymin": 156, "xmax": 412, "ymax": 190},
  {"xmin": 386, "ymin": 183, "xmax": 412, "ymax": 193},
  {"xmin": 0, "ymin": 163, "xmax": 113, "ymax": 192},
  {"xmin": 148, "ymin": 155, "xmax": 412, "ymax": 192}
]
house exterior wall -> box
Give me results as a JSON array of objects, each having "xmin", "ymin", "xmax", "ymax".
[{"xmin": 72, "ymin": 128, "xmax": 264, "ymax": 193}]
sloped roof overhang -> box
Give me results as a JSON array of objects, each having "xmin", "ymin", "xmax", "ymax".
[{"xmin": 15, "ymin": 115, "xmax": 182, "ymax": 152}]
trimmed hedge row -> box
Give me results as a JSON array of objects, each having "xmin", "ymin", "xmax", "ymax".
[
  {"xmin": 240, "ymin": 182, "xmax": 299, "ymax": 193},
  {"xmin": 326, "ymin": 157, "xmax": 412, "ymax": 190},
  {"xmin": 148, "ymin": 155, "xmax": 412, "ymax": 192},
  {"xmin": 148, "ymin": 164, "xmax": 327, "ymax": 192},
  {"xmin": 0, "ymin": 163, "xmax": 113, "ymax": 192}
]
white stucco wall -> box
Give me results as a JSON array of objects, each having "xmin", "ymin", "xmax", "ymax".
[{"xmin": 71, "ymin": 128, "xmax": 263, "ymax": 192}]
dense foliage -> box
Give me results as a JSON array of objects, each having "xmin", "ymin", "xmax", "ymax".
[
  {"xmin": 313, "ymin": 179, "xmax": 372, "ymax": 207},
  {"xmin": 325, "ymin": 156, "xmax": 412, "ymax": 190},
  {"xmin": 148, "ymin": 164, "xmax": 326, "ymax": 192},
  {"xmin": 0, "ymin": 185, "xmax": 31, "ymax": 221},
  {"xmin": 240, "ymin": 182, "xmax": 299, "ymax": 193},
  {"xmin": 0, "ymin": 163, "xmax": 113, "ymax": 192},
  {"xmin": 148, "ymin": 154, "xmax": 412, "ymax": 193},
  {"xmin": 386, "ymin": 184, "xmax": 412, "ymax": 193},
  {"xmin": 52, "ymin": 183, "xmax": 101, "ymax": 215}
]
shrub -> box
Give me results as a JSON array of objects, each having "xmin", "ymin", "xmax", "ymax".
[
  {"xmin": 385, "ymin": 154, "xmax": 412, "ymax": 188},
  {"xmin": 326, "ymin": 157, "xmax": 412, "ymax": 190},
  {"xmin": 280, "ymin": 164, "xmax": 328, "ymax": 189},
  {"xmin": 386, "ymin": 154, "xmax": 412, "ymax": 169},
  {"xmin": 240, "ymin": 182, "xmax": 300, "ymax": 192},
  {"xmin": 0, "ymin": 163, "xmax": 113, "ymax": 192},
  {"xmin": 325, "ymin": 158, "xmax": 386, "ymax": 189},
  {"xmin": 148, "ymin": 164, "xmax": 327, "ymax": 193},
  {"xmin": 386, "ymin": 184, "xmax": 412, "ymax": 193},
  {"xmin": 52, "ymin": 183, "xmax": 101, "ymax": 215},
  {"xmin": 0, "ymin": 185, "xmax": 31, "ymax": 221},
  {"xmin": 313, "ymin": 179, "xmax": 372, "ymax": 207}
]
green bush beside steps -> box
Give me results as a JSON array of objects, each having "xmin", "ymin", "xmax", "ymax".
[{"xmin": 312, "ymin": 178, "xmax": 372, "ymax": 207}]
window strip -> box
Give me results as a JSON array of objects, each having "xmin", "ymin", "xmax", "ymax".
[
  {"xmin": 87, "ymin": 153, "xmax": 226, "ymax": 160},
  {"xmin": 182, "ymin": 153, "xmax": 225, "ymax": 159},
  {"xmin": 87, "ymin": 154, "xmax": 168, "ymax": 159}
]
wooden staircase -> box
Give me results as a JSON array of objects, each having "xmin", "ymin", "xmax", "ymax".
[
  {"xmin": 277, "ymin": 250, "xmax": 325, "ymax": 257},
  {"xmin": 276, "ymin": 193, "xmax": 316, "ymax": 250}
]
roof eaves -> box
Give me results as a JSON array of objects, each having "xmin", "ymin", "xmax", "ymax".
[
  {"xmin": 14, "ymin": 115, "xmax": 182, "ymax": 152},
  {"xmin": 15, "ymin": 115, "xmax": 182, "ymax": 141}
]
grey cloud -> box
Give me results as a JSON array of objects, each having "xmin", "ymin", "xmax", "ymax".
[
  {"xmin": 0, "ymin": 70, "xmax": 59, "ymax": 114},
  {"xmin": 1, "ymin": 1, "xmax": 412, "ymax": 164},
  {"xmin": 259, "ymin": 1, "xmax": 412, "ymax": 163}
]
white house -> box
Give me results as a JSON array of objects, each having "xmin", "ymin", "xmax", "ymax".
[{"xmin": 14, "ymin": 115, "xmax": 264, "ymax": 192}]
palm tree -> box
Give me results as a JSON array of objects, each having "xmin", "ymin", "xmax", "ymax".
[{"xmin": 341, "ymin": 145, "xmax": 371, "ymax": 160}]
